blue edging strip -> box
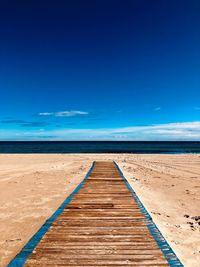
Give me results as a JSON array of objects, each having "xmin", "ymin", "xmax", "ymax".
[
  {"xmin": 114, "ymin": 161, "xmax": 183, "ymax": 267},
  {"xmin": 8, "ymin": 161, "xmax": 96, "ymax": 267}
]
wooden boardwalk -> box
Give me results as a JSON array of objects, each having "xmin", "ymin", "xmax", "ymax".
[{"xmin": 10, "ymin": 161, "xmax": 183, "ymax": 266}]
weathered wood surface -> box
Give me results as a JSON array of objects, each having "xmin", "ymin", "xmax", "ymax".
[{"xmin": 24, "ymin": 161, "xmax": 169, "ymax": 266}]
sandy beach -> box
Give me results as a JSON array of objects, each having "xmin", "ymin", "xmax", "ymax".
[{"xmin": 0, "ymin": 154, "xmax": 199, "ymax": 267}]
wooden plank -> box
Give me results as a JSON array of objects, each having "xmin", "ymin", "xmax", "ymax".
[{"xmin": 22, "ymin": 161, "xmax": 170, "ymax": 266}]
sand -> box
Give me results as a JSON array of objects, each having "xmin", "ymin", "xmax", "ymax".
[{"xmin": 0, "ymin": 154, "xmax": 199, "ymax": 267}]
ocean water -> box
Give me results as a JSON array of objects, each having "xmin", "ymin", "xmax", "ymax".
[{"xmin": 0, "ymin": 141, "xmax": 200, "ymax": 153}]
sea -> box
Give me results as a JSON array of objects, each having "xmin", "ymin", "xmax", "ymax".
[{"xmin": 0, "ymin": 141, "xmax": 200, "ymax": 153}]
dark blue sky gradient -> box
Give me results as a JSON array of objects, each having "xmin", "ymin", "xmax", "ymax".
[{"xmin": 0, "ymin": 0, "xmax": 200, "ymax": 140}]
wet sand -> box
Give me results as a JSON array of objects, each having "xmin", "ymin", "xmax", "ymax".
[{"xmin": 0, "ymin": 154, "xmax": 199, "ymax": 266}]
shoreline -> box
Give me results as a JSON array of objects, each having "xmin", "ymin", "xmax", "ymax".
[{"xmin": 0, "ymin": 154, "xmax": 199, "ymax": 266}]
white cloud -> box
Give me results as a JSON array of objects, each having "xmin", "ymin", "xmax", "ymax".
[
  {"xmin": 39, "ymin": 112, "xmax": 53, "ymax": 116},
  {"xmin": 39, "ymin": 110, "xmax": 88, "ymax": 117},
  {"xmin": 154, "ymin": 107, "xmax": 161, "ymax": 111},
  {"xmin": 55, "ymin": 111, "xmax": 88, "ymax": 117},
  {"xmin": 1, "ymin": 121, "xmax": 200, "ymax": 141}
]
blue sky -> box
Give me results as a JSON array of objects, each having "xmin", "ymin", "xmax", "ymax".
[{"xmin": 0, "ymin": 0, "xmax": 200, "ymax": 140}]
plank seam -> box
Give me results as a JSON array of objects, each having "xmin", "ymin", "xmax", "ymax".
[
  {"xmin": 7, "ymin": 161, "xmax": 96, "ymax": 267},
  {"xmin": 114, "ymin": 161, "xmax": 183, "ymax": 267}
]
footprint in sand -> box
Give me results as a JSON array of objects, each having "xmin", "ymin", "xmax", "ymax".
[
  {"xmin": 184, "ymin": 214, "xmax": 200, "ymax": 231},
  {"xmin": 6, "ymin": 238, "xmax": 21, "ymax": 242}
]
